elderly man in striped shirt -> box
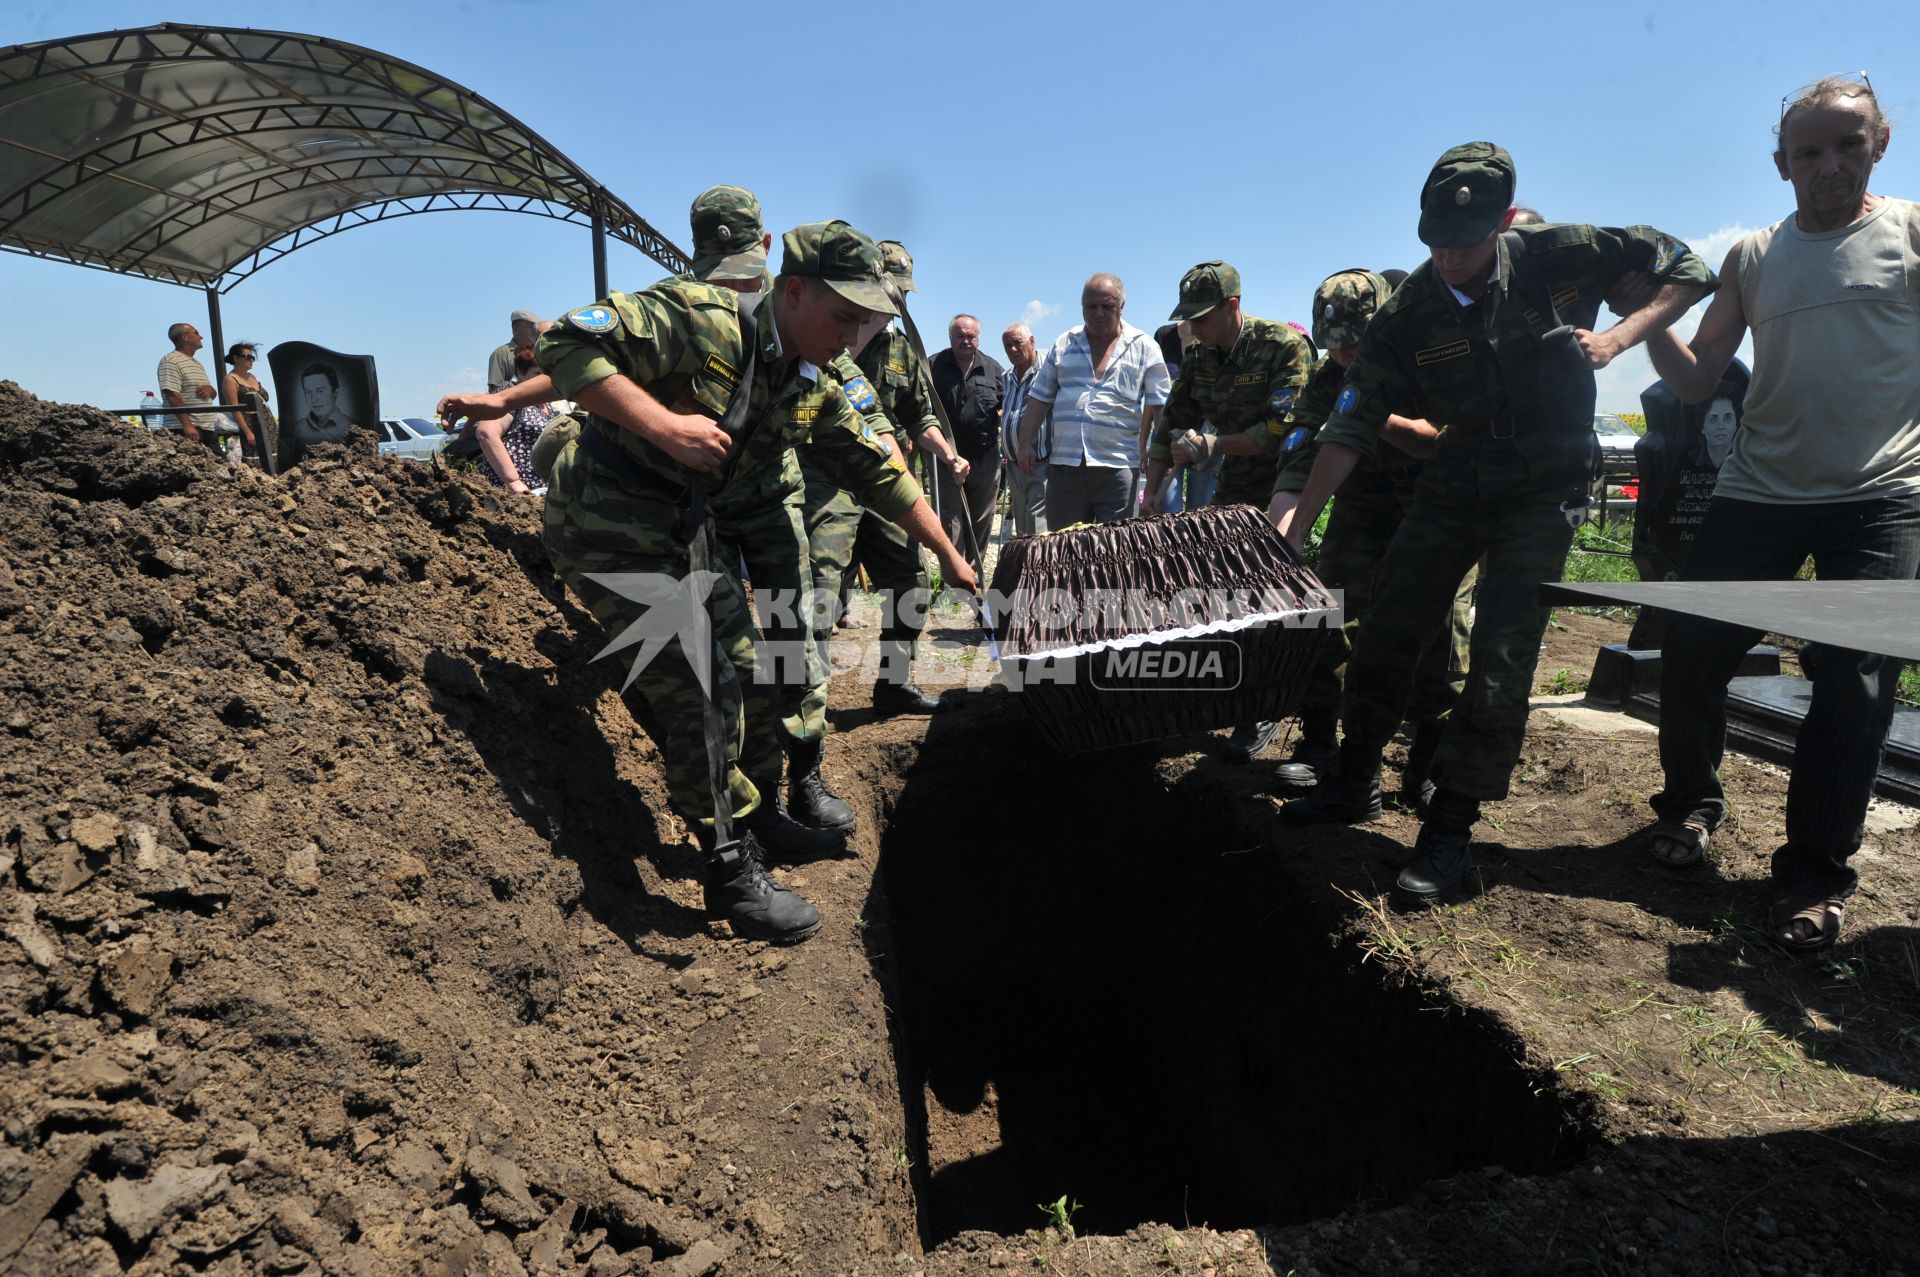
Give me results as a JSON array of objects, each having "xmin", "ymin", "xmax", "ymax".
[{"xmin": 1015, "ymin": 273, "xmax": 1172, "ymax": 526}]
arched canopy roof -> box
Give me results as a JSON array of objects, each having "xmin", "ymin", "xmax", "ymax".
[{"xmin": 0, "ymin": 23, "xmax": 689, "ymax": 292}]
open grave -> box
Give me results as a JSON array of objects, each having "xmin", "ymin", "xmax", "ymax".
[{"xmin": 3, "ymin": 383, "xmax": 1918, "ymax": 1276}]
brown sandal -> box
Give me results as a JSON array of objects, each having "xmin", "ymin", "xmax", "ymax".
[
  {"xmin": 1769, "ymin": 894, "xmax": 1845, "ymax": 953},
  {"xmin": 1647, "ymin": 818, "xmax": 1711, "ymax": 868}
]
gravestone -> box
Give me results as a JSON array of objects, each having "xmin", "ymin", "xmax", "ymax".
[
  {"xmin": 1587, "ymin": 361, "xmax": 1778, "ymax": 701},
  {"xmin": 266, "ymin": 342, "xmax": 380, "ymax": 470},
  {"xmin": 1631, "ymin": 361, "xmax": 1749, "ymax": 590}
]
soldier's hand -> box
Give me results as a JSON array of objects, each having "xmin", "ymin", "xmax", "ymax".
[
  {"xmin": 651, "ymin": 411, "xmax": 731, "ymax": 471},
  {"xmin": 949, "ymin": 454, "xmax": 972, "ymax": 483},
  {"xmin": 438, "ymin": 391, "xmax": 507, "ymax": 428},
  {"xmin": 940, "ymin": 551, "xmax": 979, "ymax": 597},
  {"xmin": 1573, "ymin": 328, "xmax": 1621, "ymax": 370},
  {"xmin": 1605, "ymin": 271, "xmax": 1660, "ymax": 318}
]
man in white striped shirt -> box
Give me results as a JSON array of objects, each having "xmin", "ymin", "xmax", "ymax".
[{"xmin": 1015, "ymin": 273, "xmax": 1171, "ymax": 526}]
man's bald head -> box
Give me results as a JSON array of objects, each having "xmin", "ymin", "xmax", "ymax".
[{"xmin": 1081, "ymin": 274, "xmax": 1125, "ymax": 341}]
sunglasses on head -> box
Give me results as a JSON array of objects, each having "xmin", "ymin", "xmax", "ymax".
[{"xmin": 1781, "ymin": 70, "xmax": 1872, "ymax": 121}]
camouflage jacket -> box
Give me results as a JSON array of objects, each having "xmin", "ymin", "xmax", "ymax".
[
  {"xmin": 855, "ymin": 328, "xmax": 942, "ymax": 441},
  {"xmin": 1150, "ymin": 315, "xmax": 1315, "ymax": 506},
  {"xmin": 536, "ymin": 280, "xmax": 923, "ymax": 520},
  {"xmin": 1269, "ymin": 357, "xmax": 1420, "ymax": 498},
  {"xmin": 1314, "ymin": 222, "xmax": 1714, "ymax": 485}
]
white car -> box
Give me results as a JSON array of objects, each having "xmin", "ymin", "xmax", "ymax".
[
  {"xmin": 376, "ymin": 417, "xmax": 452, "ymax": 463},
  {"xmin": 1592, "ymin": 413, "xmax": 1640, "ymax": 476}
]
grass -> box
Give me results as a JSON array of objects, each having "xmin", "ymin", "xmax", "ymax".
[
  {"xmin": 1037, "ymin": 1194, "xmax": 1083, "ymax": 1238},
  {"xmin": 1561, "ymin": 517, "xmax": 1639, "ymax": 585}
]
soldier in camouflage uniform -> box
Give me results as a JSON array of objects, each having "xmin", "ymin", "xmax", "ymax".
[
  {"xmin": 537, "ymin": 220, "xmax": 977, "ymax": 944},
  {"xmin": 439, "ymin": 186, "xmax": 867, "ymax": 838},
  {"xmin": 1141, "ymin": 260, "xmax": 1315, "ymax": 761},
  {"xmin": 684, "ymin": 187, "xmax": 863, "ymax": 834},
  {"xmin": 805, "ymin": 240, "xmax": 950, "ymax": 715},
  {"xmin": 1267, "ymin": 269, "xmax": 1475, "ymax": 807},
  {"xmin": 1277, "ymin": 143, "xmax": 1713, "ymax": 906}
]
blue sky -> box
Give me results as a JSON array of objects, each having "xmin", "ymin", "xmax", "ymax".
[{"xmin": 5, "ymin": 1, "xmax": 1918, "ymax": 418}]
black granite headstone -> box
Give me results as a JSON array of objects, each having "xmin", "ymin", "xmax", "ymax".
[
  {"xmin": 267, "ymin": 341, "xmax": 380, "ymax": 470},
  {"xmin": 1627, "ymin": 362, "xmax": 1749, "ymax": 648}
]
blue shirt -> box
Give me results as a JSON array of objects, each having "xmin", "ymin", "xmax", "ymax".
[
  {"xmin": 1027, "ymin": 322, "xmax": 1171, "ymax": 470},
  {"xmin": 1001, "ymin": 363, "xmax": 1038, "ymax": 459}
]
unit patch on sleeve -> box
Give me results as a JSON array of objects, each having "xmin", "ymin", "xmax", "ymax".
[
  {"xmin": 841, "ymin": 375, "xmax": 878, "ymax": 412},
  {"xmin": 567, "ymin": 305, "xmax": 619, "ymax": 334}
]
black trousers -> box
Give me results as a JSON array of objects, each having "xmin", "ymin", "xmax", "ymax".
[
  {"xmin": 935, "ymin": 451, "xmax": 1000, "ymax": 570},
  {"xmin": 1653, "ymin": 492, "xmax": 1920, "ymax": 899}
]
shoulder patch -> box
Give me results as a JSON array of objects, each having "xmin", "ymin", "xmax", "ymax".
[
  {"xmin": 702, "ymin": 351, "xmax": 740, "ymax": 387},
  {"xmin": 1415, "ymin": 339, "xmax": 1472, "ymax": 366},
  {"xmin": 1652, "ymin": 234, "xmax": 1681, "ymax": 275},
  {"xmin": 1269, "ymin": 387, "xmax": 1296, "ymax": 414},
  {"xmin": 1282, "ymin": 426, "xmax": 1312, "ymax": 453},
  {"xmin": 841, "ymin": 375, "xmax": 878, "ymax": 412},
  {"xmin": 567, "ymin": 305, "xmax": 619, "ymax": 334},
  {"xmin": 1335, "ymin": 386, "xmax": 1358, "ymax": 415}
]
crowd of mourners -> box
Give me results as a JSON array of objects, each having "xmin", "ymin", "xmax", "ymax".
[{"xmin": 166, "ymin": 73, "xmax": 1897, "ymax": 955}]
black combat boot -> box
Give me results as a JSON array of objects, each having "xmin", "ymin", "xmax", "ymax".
[
  {"xmin": 1393, "ymin": 789, "xmax": 1481, "ymax": 906},
  {"xmin": 785, "ymin": 737, "xmax": 856, "ymax": 834},
  {"xmin": 1224, "ymin": 720, "xmax": 1277, "ymax": 762},
  {"xmin": 874, "ymin": 638, "xmax": 943, "ymax": 714},
  {"xmin": 1276, "ymin": 756, "xmax": 1383, "ymax": 827},
  {"xmin": 740, "ymin": 797, "xmax": 848, "ymax": 863},
  {"xmin": 1273, "ymin": 708, "xmax": 1338, "ymax": 789},
  {"xmin": 704, "ymin": 833, "xmax": 821, "ymax": 944},
  {"xmin": 1398, "ymin": 721, "xmax": 1445, "ymax": 817}
]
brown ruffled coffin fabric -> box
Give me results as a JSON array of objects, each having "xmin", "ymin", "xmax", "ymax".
[{"xmin": 988, "ymin": 505, "xmax": 1338, "ymax": 754}]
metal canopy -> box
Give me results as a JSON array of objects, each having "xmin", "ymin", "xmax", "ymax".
[{"xmin": 0, "ymin": 23, "xmax": 689, "ymax": 293}]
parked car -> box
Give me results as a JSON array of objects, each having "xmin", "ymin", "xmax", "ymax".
[
  {"xmin": 376, "ymin": 417, "xmax": 451, "ymax": 463},
  {"xmin": 1593, "ymin": 413, "xmax": 1640, "ymax": 476}
]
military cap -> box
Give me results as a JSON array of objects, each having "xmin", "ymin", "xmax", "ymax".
[
  {"xmin": 780, "ymin": 221, "xmax": 898, "ymax": 315},
  {"xmin": 689, "ymin": 184, "xmax": 768, "ymax": 282},
  {"xmin": 1312, "ymin": 269, "xmax": 1393, "ymax": 350},
  {"xmin": 1169, "ymin": 260, "xmax": 1242, "ymax": 321},
  {"xmin": 877, "ymin": 240, "xmax": 917, "ymax": 292},
  {"xmin": 1417, "ymin": 142, "xmax": 1515, "ymax": 249}
]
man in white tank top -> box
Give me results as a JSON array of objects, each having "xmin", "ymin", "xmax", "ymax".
[{"xmin": 1633, "ymin": 74, "xmax": 1920, "ymax": 952}]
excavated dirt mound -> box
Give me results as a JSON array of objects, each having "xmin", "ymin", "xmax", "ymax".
[
  {"xmin": 0, "ymin": 383, "xmax": 925, "ymax": 1275},
  {"xmin": 3, "ymin": 380, "xmax": 1918, "ymax": 1277}
]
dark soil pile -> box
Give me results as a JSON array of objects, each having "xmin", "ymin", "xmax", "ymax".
[{"xmin": 0, "ymin": 383, "xmax": 919, "ymax": 1275}]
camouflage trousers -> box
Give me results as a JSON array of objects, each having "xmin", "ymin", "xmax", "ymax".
[
  {"xmin": 1340, "ymin": 440, "xmax": 1581, "ymax": 801},
  {"xmin": 1303, "ymin": 475, "xmax": 1473, "ymax": 728},
  {"xmin": 541, "ymin": 439, "xmax": 786, "ymax": 830},
  {"xmin": 802, "ymin": 469, "xmax": 929, "ymax": 680},
  {"xmin": 713, "ymin": 486, "xmax": 828, "ymax": 750}
]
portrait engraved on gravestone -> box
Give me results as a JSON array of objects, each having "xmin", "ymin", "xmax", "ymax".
[
  {"xmin": 1627, "ymin": 361, "xmax": 1749, "ymax": 648},
  {"xmin": 267, "ymin": 341, "xmax": 380, "ymax": 469}
]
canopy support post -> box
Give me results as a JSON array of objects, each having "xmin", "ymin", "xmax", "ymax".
[
  {"xmin": 591, "ymin": 191, "xmax": 608, "ymax": 300},
  {"xmin": 205, "ymin": 286, "xmax": 226, "ymax": 383}
]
